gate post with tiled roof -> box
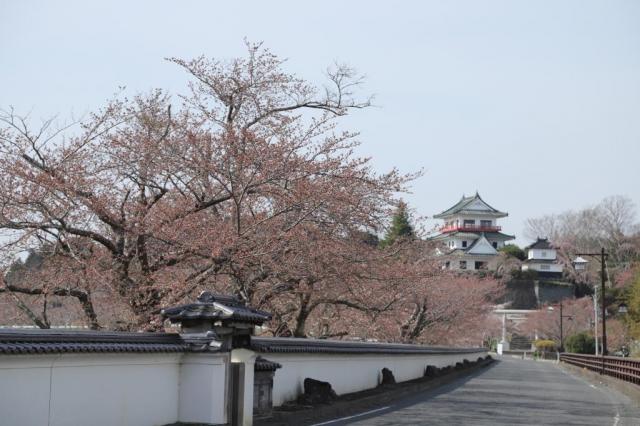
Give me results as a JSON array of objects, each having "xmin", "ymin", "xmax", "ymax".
[{"xmin": 161, "ymin": 291, "xmax": 273, "ymax": 426}]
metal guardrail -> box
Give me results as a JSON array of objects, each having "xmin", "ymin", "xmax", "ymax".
[{"xmin": 560, "ymin": 353, "xmax": 640, "ymax": 385}]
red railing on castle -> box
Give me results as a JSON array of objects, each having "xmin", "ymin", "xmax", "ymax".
[
  {"xmin": 560, "ymin": 353, "xmax": 640, "ymax": 385},
  {"xmin": 439, "ymin": 225, "xmax": 502, "ymax": 233}
]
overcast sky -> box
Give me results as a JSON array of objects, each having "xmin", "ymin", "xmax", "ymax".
[{"xmin": 1, "ymin": 0, "xmax": 639, "ymax": 245}]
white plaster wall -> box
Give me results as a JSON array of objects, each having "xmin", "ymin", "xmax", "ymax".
[
  {"xmin": 50, "ymin": 353, "xmax": 181, "ymax": 426},
  {"xmin": 529, "ymin": 248, "xmax": 557, "ymax": 260},
  {"xmin": 457, "ymin": 215, "xmax": 497, "ymax": 226},
  {"xmin": 0, "ymin": 352, "xmax": 229, "ymax": 426},
  {"xmin": 0, "ymin": 353, "xmax": 181, "ymax": 426},
  {"xmin": 0, "ymin": 347, "xmax": 486, "ymax": 424},
  {"xmin": 445, "ymin": 238, "xmax": 463, "ymax": 249},
  {"xmin": 0, "ymin": 356, "xmax": 52, "ymax": 426},
  {"xmin": 178, "ymin": 353, "xmax": 228, "ymax": 425},
  {"xmin": 524, "ymin": 262, "xmax": 563, "ymax": 273},
  {"xmin": 265, "ymin": 351, "xmax": 487, "ymax": 406}
]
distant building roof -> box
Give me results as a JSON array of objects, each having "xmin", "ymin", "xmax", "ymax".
[
  {"xmin": 433, "ymin": 192, "xmax": 508, "ymax": 219},
  {"xmin": 465, "ymin": 233, "xmax": 498, "ymax": 255},
  {"xmin": 526, "ymin": 238, "xmax": 554, "ymax": 250}
]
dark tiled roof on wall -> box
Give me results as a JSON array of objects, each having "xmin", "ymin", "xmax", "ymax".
[
  {"xmin": 161, "ymin": 292, "xmax": 272, "ymax": 325},
  {"xmin": 0, "ymin": 329, "xmax": 190, "ymax": 355},
  {"xmin": 254, "ymin": 356, "xmax": 282, "ymax": 371},
  {"xmin": 251, "ymin": 337, "xmax": 485, "ymax": 355}
]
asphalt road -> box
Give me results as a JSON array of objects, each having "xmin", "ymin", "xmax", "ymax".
[{"xmin": 316, "ymin": 357, "xmax": 640, "ymax": 426}]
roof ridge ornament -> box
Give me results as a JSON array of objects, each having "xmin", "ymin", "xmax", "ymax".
[
  {"xmin": 196, "ymin": 290, "xmax": 242, "ymax": 306},
  {"xmin": 197, "ymin": 291, "xmax": 216, "ymax": 303}
]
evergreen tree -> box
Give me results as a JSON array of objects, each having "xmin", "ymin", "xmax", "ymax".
[
  {"xmin": 381, "ymin": 201, "xmax": 414, "ymax": 247},
  {"xmin": 499, "ymin": 244, "xmax": 526, "ymax": 261}
]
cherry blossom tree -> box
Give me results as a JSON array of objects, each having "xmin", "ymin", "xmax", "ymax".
[
  {"xmin": 524, "ymin": 195, "xmax": 639, "ymax": 266},
  {"xmin": 389, "ymin": 272, "xmax": 503, "ymax": 345},
  {"xmin": 0, "ymin": 243, "xmax": 132, "ymax": 329},
  {"xmin": 0, "ymin": 43, "xmax": 501, "ymax": 345},
  {"xmin": 519, "ymin": 297, "xmax": 594, "ymax": 344},
  {"xmin": 304, "ymin": 241, "xmax": 505, "ymax": 345},
  {"xmin": 0, "ymin": 43, "xmax": 415, "ymax": 330}
]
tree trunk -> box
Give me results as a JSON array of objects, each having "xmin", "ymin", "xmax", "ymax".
[{"xmin": 293, "ymin": 292, "xmax": 312, "ymax": 337}]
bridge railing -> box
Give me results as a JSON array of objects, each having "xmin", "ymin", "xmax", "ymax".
[{"xmin": 560, "ymin": 353, "xmax": 640, "ymax": 385}]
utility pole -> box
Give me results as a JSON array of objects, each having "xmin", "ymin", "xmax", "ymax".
[
  {"xmin": 577, "ymin": 248, "xmax": 609, "ymax": 357},
  {"xmin": 548, "ymin": 302, "xmax": 571, "ymax": 352},
  {"xmin": 601, "ymin": 247, "xmax": 607, "ymax": 356},
  {"xmin": 593, "ymin": 289, "xmax": 599, "ymax": 356},
  {"xmin": 560, "ymin": 303, "xmax": 564, "ymax": 352}
]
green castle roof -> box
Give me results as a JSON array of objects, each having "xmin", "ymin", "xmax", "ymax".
[{"xmin": 434, "ymin": 192, "xmax": 507, "ymax": 219}]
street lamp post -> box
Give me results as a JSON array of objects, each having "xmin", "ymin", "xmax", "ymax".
[{"xmin": 548, "ymin": 302, "xmax": 572, "ymax": 352}]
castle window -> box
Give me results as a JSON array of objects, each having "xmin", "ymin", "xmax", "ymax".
[
  {"xmin": 540, "ymin": 264, "xmax": 550, "ymax": 270},
  {"xmin": 475, "ymin": 261, "xmax": 487, "ymax": 270},
  {"xmin": 462, "ymin": 241, "xmax": 468, "ymax": 248},
  {"xmin": 481, "ymin": 220, "xmax": 492, "ymax": 227},
  {"xmin": 492, "ymin": 241, "xmax": 498, "ymax": 249},
  {"xmin": 460, "ymin": 260, "xmax": 467, "ymax": 270}
]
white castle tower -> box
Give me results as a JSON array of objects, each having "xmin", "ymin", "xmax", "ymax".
[{"xmin": 431, "ymin": 192, "xmax": 515, "ymax": 271}]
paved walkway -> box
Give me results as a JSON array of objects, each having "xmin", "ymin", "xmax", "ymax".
[{"xmin": 319, "ymin": 357, "xmax": 640, "ymax": 426}]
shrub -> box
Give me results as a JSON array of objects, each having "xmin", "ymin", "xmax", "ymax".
[
  {"xmin": 483, "ymin": 337, "xmax": 498, "ymax": 351},
  {"xmin": 534, "ymin": 339, "xmax": 557, "ymax": 352},
  {"xmin": 565, "ymin": 332, "xmax": 595, "ymax": 354}
]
